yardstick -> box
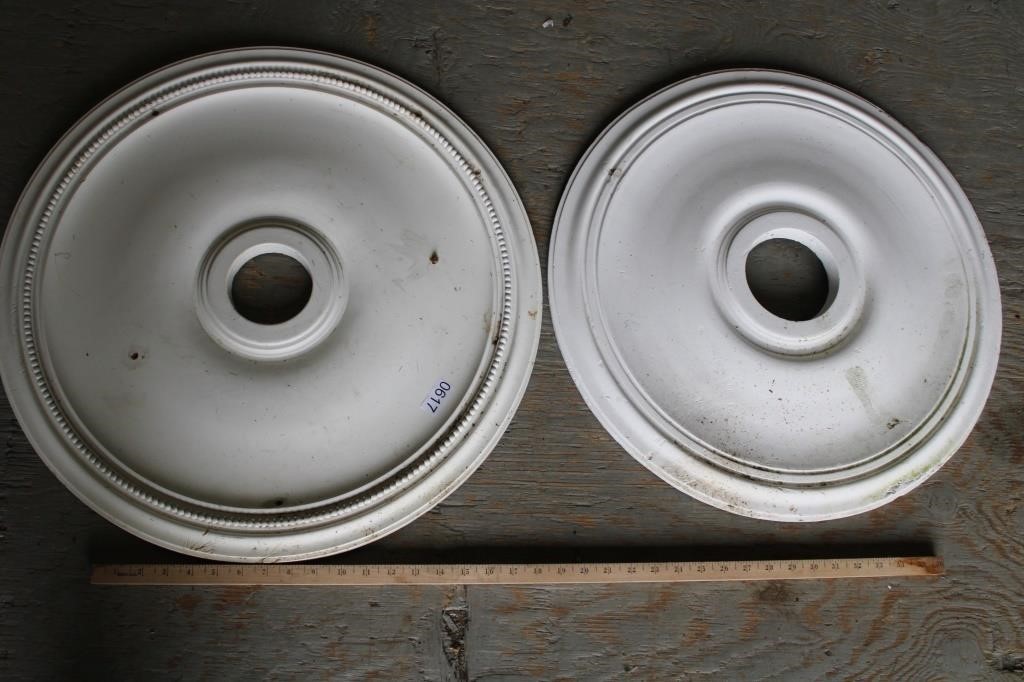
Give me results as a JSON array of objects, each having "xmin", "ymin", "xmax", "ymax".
[{"xmin": 92, "ymin": 556, "xmax": 942, "ymax": 586}]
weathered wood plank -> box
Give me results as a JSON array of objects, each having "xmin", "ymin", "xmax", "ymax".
[{"xmin": 1, "ymin": 0, "xmax": 1022, "ymax": 679}]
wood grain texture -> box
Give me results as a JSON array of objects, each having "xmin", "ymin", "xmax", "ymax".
[{"xmin": 0, "ymin": 0, "xmax": 1021, "ymax": 679}]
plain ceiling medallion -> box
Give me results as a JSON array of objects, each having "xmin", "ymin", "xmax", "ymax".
[
  {"xmin": 0, "ymin": 48, "xmax": 541, "ymax": 561},
  {"xmin": 549, "ymin": 70, "xmax": 1001, "ymax": 521}
]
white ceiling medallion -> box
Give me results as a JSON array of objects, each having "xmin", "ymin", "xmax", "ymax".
[
  {"xmin": 0, "ymin": 48, "xmax": 541, "ymax": 561},
  {"xmin": 550, "ymin": 70, "xmax": 1001, "ymax": 521}
]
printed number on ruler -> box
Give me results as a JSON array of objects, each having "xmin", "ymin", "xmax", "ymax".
[{"xmin": 421, "ymin": 380, "xmax": 452, "ymax": 414}]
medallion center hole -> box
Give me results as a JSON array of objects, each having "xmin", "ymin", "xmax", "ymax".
[
  {"xmin": 230, "ymin": 252, "xmax": 313, "ymax": 325},
  {"xmin": 745, "ymin": 238, "xmax": 831, "ymax": 322}
]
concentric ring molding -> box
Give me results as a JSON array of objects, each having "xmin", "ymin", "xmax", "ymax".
[
  {"xmin": 549, "ymin": 70, "xmax": 1001, "ymax": 521},
  {"xmin": 0, "ymin": 48, "xmax": 541, "ymax": 560}
]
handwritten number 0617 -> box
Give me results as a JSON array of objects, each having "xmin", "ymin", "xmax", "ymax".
[{"xmin": 423, "ymin": 381, "xmax": 452, "ymax": 413}]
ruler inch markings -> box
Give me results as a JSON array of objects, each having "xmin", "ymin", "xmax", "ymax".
[{"xmin": 91, "ymin": 556, "xmax": 942, "ymax": 586}]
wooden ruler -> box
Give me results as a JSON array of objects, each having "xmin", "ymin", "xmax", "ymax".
[{"xmin": 92, "ymin": 556, "xmax": 942, "ymax": 586}]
